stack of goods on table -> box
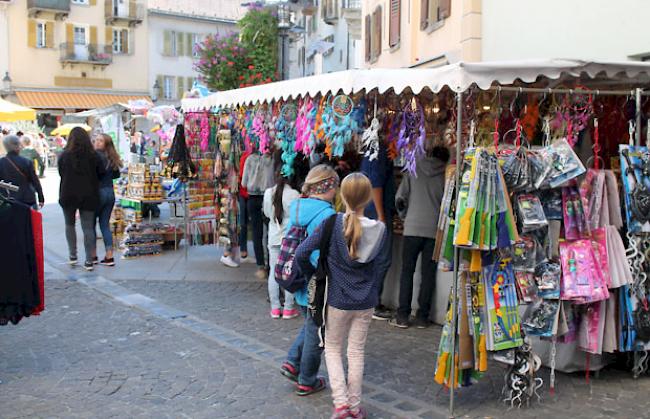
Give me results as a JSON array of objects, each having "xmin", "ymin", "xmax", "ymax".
[
  {"xmin": 127, "ymin": 163, "xmax": 164, "ymax": 201},
  {"xmin": 121, "ymin": 223, "xmax": 165, "ymax": 258}
]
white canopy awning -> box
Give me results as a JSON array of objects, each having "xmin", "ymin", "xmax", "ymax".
[{"xmin": 182, "ymin": 59, "xmax": 650, "ymax": 111}]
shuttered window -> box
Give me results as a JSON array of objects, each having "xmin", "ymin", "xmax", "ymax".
[
  {"xmin": 163, "ymin": 30, "xmax": 172, "ymax": 56},
  {"xmin": 389, "ymin": 0, "xmax": 400, "ymax": 48},
  {"xmin": 439, "ymin": 0, "xmax": 451, "ymax": 19},
  {"xmin": 420, "ymin": 0, "xmax": 428, "ymax": 29},
  {"xmin": 36, "ymin": 22, "xmax": 47, "ymax": 48},
  {"xmin": 176, "ymin": 76, "xmax": 184, "ymax": 100},
  {"xmin": 421, "ymin": 0, "xmax": 450, "ymax": 31},
  {"xmin": 371, "ymin": 6, "xmax": 382, "ymax": 60},
  {"xmin": 163, "ymin": 76, "xmax": 173, "ymax": 100},
  {"xmin": 113, "ymin": 29, "xmax": 129, "ymax": 54},
  {"xmin": 364, "ymin": 14, "xmax": 371, "ymax": 62}
]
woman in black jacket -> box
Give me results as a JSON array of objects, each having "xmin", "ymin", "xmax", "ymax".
[
  {"xmin": 58, "ymin": 127, "xmax": 104, "ymax": 271},
  {"xmin": 0, "ymin": 135, "xmax": 45, "ymax": 208}
]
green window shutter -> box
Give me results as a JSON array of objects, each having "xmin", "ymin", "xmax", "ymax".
[
  {"xmin": 176, "ymin": 32, "xmax": 184, "ymax": 56},
  {"xmin": 187, "ymin": 77, "xmax": 194, "ymax": 91},
  {"xmin": 122, "ymin": 29, "xmax": 129, "ymax": 54},
  {"xmin": 163, "ymin": 30, "xmax": 171, "ymax": 56},
  {"xmin": 186, "ymin": 33, "xmax": 193, "ymax": 56},
  {"xmin": 157, "ymin": 75, "xmax": 164, "ymax": 99},
  {"xmin": 176, "ymin": 76, "xmax": 184, "ymax": 100}
]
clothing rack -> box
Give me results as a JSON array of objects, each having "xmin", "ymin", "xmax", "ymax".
[
  {"xmin": 0, "ymin": 180, "xmax": 19, "ymax": 192},
  {"xmin": 447, "ymin": 84, "xmax": 649, "ymax": 417}
]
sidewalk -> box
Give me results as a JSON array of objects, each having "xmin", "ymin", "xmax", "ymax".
[{"xmin": 5, "ymin": 168, "xmax": 649, "ymax": 418}]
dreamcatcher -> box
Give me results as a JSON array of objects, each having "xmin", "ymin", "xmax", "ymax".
[
  {"xmin": 361, "ymin": 98, "xmax": 380, "ymax": 161},
  {"xmin": 322, "ymin": 94, "xmax": 359, "ymax": 158},
  {"xmin": 277, "ymin": 103, "xmax": 298, "ymax": 177},
  {"xmin": 252, "ymin": 107, "xmax": 271, "ymax": 154},
  {"xmin": 397, "ymin": 98, "xmax": 426, "ymax": 175},
  {"xmin": 295, "ymin": 98, "xmax": 315, "ymax": 155}
]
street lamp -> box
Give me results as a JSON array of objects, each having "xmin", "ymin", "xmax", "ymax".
[
  {"xmin": 277, "ymin": 3, "xmax": 292, "ymax": 80},
  {"xmin": 152, "ymin": 79, "xmax": 161, "ymax": 103},
  {"xmin": 277, "ymin": 3, "xmax": 291, "ymax": 29}
]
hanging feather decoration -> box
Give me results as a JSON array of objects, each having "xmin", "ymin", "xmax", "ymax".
[
  {"xmin": 361, "ymin": 117, "xmax": 380, "ymax": 161},
  {"xmin": 397, "ymin": 99, "xmax": 426, "ymax": 175}
]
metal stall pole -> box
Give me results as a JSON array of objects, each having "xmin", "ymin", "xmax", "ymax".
[
  {"xmin": 636, "ymin": 87, "xmax": 643, "ymax": 147},
  {"xmin": 448, "ymin": 89, "xmax": 463, "ymax": 418},
  {"xmin": 184, "ymin": 182, "xmax": 189, "ymax": 261}
]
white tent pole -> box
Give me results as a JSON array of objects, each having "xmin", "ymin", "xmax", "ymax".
[
  {"xmin": 636, "ymin": 87, "xmax": 643, "ymax": 146},
  {"xmin": 448, "ymin": 89, "xmax": 463, "ymax": 418}
]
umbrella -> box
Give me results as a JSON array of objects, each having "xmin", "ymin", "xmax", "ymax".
[
  {"xmin": 0, "ymin": 98, "xmax": 36, "ymax": 122},
  {"xmin": 51, "ymin": 123, "xmax": 92, "ymax": 136}
]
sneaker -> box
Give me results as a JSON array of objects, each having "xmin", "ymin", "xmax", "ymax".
[
  {"xmin": 83, "ymin": 261, "xmax": 94, "ymax": 271},
  {"xmin": 68, "ymin": 257, "xmax": 78, "ymax": 266},
  {"xmin": 255, "ymin": 268, "xmax": 267, "ymax": 279},
  {"xmin": 92, "ymin": 256, "xmax": 99, "ymax": 265},
  {"xmin": 372, "ymin": 305, "xmax": 392, "ymax": 321},
  {"xmin": 413, "ymin": 317, "xmax": 430, "ymax": 329},
  {"xmin": 296, "ymin": 377, "xmax": 327, "ymax": 396},
  {"xmin": 220, "ymin": 255, "xmax": 240, "ymax": 268},
  {"xmin": 330, "ymin": 406, "xmax": 353, "ymax": 419},
  {"xmin": 100, "ymin": 258, "xmax": 115, "ymax": 267},
  {"xmin": 280, "ymin": 362, "xmax": 299, "ymax": 383},
  {"xmin": 389, "ymin": 317, "xmax": 409, "ymax": 329},
  {"xmin": 270, "ymin": 308, "xmax": 281, "ymax": 319},
  {"xmin": 349, "ymin": 406, "xmax": 367, "ymax": 419},
  {"xmin": 282, "ymin": 308, "xmax": 299, "ymax": 320}
]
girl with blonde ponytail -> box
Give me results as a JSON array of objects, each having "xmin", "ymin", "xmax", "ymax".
[{"xmin": 295, "ymin": 172, "xmax": 387, "ymax": 419}]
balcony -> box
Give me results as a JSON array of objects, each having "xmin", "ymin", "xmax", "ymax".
[
  {"xmin": 27, "ymin": 0, "xmax": 70, "ymax": 19},
  {"xmin": 59, "ymin": 43, "xmax": 113, "ymax": 67},
  {"xmin": 104, "ymin": 0, "xmax": 144, "ymax": 27},
  {"xmin": 342, "ymin": 0, "xmax": 361, "ymax": 40}
]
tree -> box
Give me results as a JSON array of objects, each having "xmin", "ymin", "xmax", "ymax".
[{"xmin": 194, "ymin": 6, "xmax": 278, "ymax": 91}]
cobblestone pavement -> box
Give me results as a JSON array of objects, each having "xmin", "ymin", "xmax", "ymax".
[{"xmin": 5, "ymin": 171, "xmax": 650, "ymax": 418}]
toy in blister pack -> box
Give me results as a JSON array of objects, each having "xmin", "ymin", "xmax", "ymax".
[
  {"xmin": 562, "ymin": 185, "xmax": 590, "ymax": 240},
  {"xmin": 522, "ymin": 299, "xmax": 560, "ymax": 337},
  {"xmin": 559, "ymin": 240, "xmax": 608, "ymax": 303},
  {"xmin": 579, "ymin": 169, "xmax": 606, "ymax": 231},
  {"xmin": 545, "ymin": 138, "xmax": 586, "ymax": 188},
  {"xmin": 482, "ymin": 258, "xmax": 523, "ymax": 351},
  {"xmin": 578, "ymin": 303, "xmax": 602, "ymax": 354},
  {"xmin": 512, "ymin": 235, "xmax": 537, "ymax": 272},
  {"xmin": 619, "ymin": 145, "xmax": 650, "ymax": 233},
  {"xmin": 534, "ymin": 260, "xmax": 561, "ymax": 299},
  {"xmin": 514, "ymin": 271, "xmax": 536, "ymax": 303},
  {"xmin": 516, "ymin": 194, "xmax": 548, "ymax": 232},
  {"xmin": 539, "ymin": 188, "xmax": 563, "ymax": 220}
]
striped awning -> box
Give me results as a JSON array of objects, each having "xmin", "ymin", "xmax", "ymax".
[{"xmin": 15, "ymin": 91, "xmax": 151, "ymax": 110}]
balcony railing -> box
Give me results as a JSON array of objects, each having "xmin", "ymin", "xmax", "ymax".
[
  {"xmin": 59, "ymin": 43, "xmax": 113, "ymax": 66},
  {"xmin": 105, "ymin": 0, "xmax": 144, "ymax": 26},
  {"xmin": 27, "ymin": 0, "xmax": 70, "ymax": 18},
  {"xmin": 342, "ymin": 0, "xmax": 361, "ymax": 9}
]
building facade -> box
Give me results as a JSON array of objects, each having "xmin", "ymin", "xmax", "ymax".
[
  {"xmin": 147, "ymin": 0, "xmax": 244, "ymax": 105},
  {"xmin": 286, "ymin": 0, "xmax": 362, "ymax": 79},
  {"xmin": 3, "ymin": 0, "xmax": 150, "ymax": 117},
  {"xmin": 362, "ymin": 0, "xmax": 650, "ymax": 69}
]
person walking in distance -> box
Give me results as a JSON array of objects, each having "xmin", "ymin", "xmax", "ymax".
[{"xmin": 0, "ymin": 135, "xmax": 44, "ymax": 209}]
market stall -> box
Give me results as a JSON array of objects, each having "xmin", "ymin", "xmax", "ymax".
[
  {"xmin": 0, "ymin": 98, "xmax": 36, "ymax": 122},
  {"xmin": 182, "ymin": 59, "xmax": 650, "ymax": 415}
]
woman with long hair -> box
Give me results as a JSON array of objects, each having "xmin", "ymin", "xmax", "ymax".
[
  {"xmin": 295, "ymin": 173, "xmax": 386, "ymax": 418},
  {"xmin": 94, "ymin": 133, "xmax": 122, "ymax": 266},
  {"xmin": 280, "ymin": 164, "xmax": 338, "ymax": 397},
  {"xmin": 263, "ymin": 151, "xmax": 301, "ymax": 319},
  {"xmin": 58, "ymin": 127, "xmax": 104, "ymax": 271}
]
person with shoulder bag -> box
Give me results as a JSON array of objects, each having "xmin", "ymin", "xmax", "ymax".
[
  {"xmin": 0, "ymin": 135, "xmax": 44, "ymax": 208},
  {"xmin": 295, "ymin": 173, "xmax": 386, "ymax": 419}
]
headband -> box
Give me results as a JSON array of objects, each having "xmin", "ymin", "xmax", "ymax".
[{"xmin": 305, "ymin": 176, "xmax": 339, "ymax": 196}]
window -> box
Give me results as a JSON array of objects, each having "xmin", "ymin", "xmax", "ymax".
[
  {"xmin": 420, "ymin": 0, "xmax": 450, "ymax": 31},
  {"xmin": 170, "ymin": 31, "xmax": 177, "ymax": 56},
  {"xmin": 389, "ymin": 0, "xmax": 400, "ymax": 48},
  {"xmin": 74, "ymin": 26, "xmax": 87, "ymax": 45},
  {"xmin": 163, "ymin": 76, "xmax": 174, "ymax": 100},
  {"xmin": 322, "ymin": 0, "xmax": 338, "ymax": 21},
  {"xmin": 112, "ymin": 29, "xmax": 129, "ymax": 54},
  {"xmin": 192, "ymin": 33, "xmax": 201, "ymax": 57},
  {"xmin": 365, "ymin": 6, "xmax": 382, "ymax": 62},
  {"xmin": 36, "ymin": 22, "xmax": 47, "ymax": 48}
]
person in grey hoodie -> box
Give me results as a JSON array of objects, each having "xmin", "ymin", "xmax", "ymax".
[
  {"xmin": 295, "ymin": 173, "xmax": 386, "ymax": 419},
  {"xmin": 391, "ymin": 145, "xmax": 450, "ymax": 329}
]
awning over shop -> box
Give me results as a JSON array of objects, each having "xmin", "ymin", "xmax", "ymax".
[
  {"xmin": 16, "ymin": 91, "xmax": 151, "ymax": 110},
  {"xmin": 0, "ymin": 98, "xmax": 36, "ymax": 122},
  {"xmin": 182, "ymin": 59, "xmax": 650, "ymax": 111}
]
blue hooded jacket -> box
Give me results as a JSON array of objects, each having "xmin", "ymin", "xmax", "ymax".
[{"xmin": 285, "ymin": 197, "xmax": 336, "ymax": 307}]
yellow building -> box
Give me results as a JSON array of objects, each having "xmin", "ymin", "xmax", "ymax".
[
  {"xmin": 362, "ymin": 0, "xmax": 480, "ymax": 68},
  {"xmin": 3, "ymin": 0, "xmax": 150, "ymax": 116}
]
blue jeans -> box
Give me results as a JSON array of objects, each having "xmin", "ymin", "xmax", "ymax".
[
  {"xmin": 238, "ymin": 195, "xmax": 249, "ymax": 254},
  {"xmin": 375, "ymin": 216, "xmax": 393, "ymax": 305},
  {"xmin": 96, "ymin": 187, "xmax": 115, "ymax": 251},
  {"xmin": 247, "ymin": 195, "xmax": 265, "ymax": 267},
  {"xmin": 286, "ymin": 306, "xmax": 323, "ymax": 386}
]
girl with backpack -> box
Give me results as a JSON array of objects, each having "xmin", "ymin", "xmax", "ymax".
[
  {"xmin": 263, "ymin": 155, "xmax": 300, "ymax": 319},
  {"xmin": 295, "ymin": 173, "xmax": 386, "ymax": 419},
  {"xmin": 280, "ymin": 164, "xmax": 338, "ymax": 396}
]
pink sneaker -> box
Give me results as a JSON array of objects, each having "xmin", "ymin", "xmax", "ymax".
[
  {"xmin": 282, "ymin": 308, "xmax": 299, "ymax": 319},
  {"xmin": 270, "ymin": 308, "xmax": 281, "ymax": 319}
]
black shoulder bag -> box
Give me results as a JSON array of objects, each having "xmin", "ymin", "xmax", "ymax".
[{"xmin": 307, "ymin": 214, "xmax": 337, "ymax": 329}]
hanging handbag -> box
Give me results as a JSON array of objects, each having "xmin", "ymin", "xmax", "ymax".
[{"xmin": 307, "ymin": 214, "xmax": 337, "ymax": 329}]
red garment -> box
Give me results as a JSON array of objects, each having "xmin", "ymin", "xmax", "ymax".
[
  {"xmin": 30, "ymin": 209, "xmax": 44, "ymax": 315},
  {"xmin": 239, "ymin": 151, "xmax": 251, "ymax": 199}
]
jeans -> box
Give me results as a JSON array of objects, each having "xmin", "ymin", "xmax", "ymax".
[
  {"xmin": 375, "ymin": 217, "xmax": 393, "ymax": 306},
  {"xmin": 286, "ymin": 306, "xmax": 323, "ymax": 386},
  {"xmin": 62, "ymin": 206, "xmax": 96, "ymax": 264},
  {"xmin": 238, "ymin": 195, "xmax": 249, "ymax": 255},
  {"xmin": 268, "ymin": 245, "xmax": 295, "ymax": 310},
  {"xmin": 325, "ymin": 307, "xmax": 373, "ymax": 409},
  {"xmin": 96, "ymin": 187, "xmax": 115, "ymax": 252},
  {"xmin": 397, "ymin": 236, "xmax": 437, "ymax": 320},
  {"xmin": 247, "ymin": 195, "xmax": 265, "ymax": 267}
]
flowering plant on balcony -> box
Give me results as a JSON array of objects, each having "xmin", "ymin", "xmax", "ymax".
[{"xmin": 194, "ymin": 6, "xmax": 278, "ymax": 91}]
